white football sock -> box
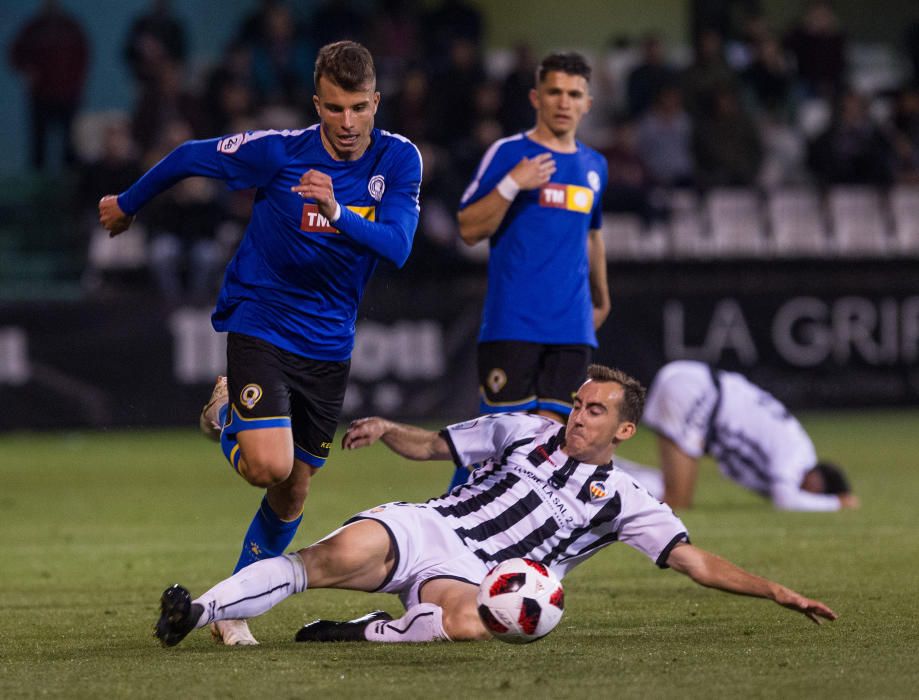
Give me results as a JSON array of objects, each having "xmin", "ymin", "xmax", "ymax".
[
  {"xmin": 615, "ymin": 458, "xmax": 665, "ymax": 499},
  {"xmin": 363, "ymin": 603, "xmax": 451, "ymax": 643},
  {"xmin": 194, "ymin": 553, "xmax": 308, "ymax": 628}
]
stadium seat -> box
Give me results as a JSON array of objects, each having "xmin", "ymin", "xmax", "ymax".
[
  {"xmin": 705, "ymin": 188, "xmax": 766, "ymax": 258},
  {"xmin": 600, "ymin": 214, "xmax": 669, "ymax": 260},
  {"xmin": 768, "ymin": 188, "xmax": 829, "ymax": 257},
  {"xmin": 889, "ymin": 185, "xmax": 919, "ymax": 256},
  {"xmin": 827, "ymin": 186, "xmax": 890, "ymax": 257}
]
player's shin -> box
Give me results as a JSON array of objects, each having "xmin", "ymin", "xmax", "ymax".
[
  {"xmin": 194, "ymin": 553, "xmax": 308, "ymax": 627},
  {"xmin": 362, "ymin": 603, "xmax": 451, "ymax": 642},
  {"xmin": 233, "ymin": 495, "xmax": 303, "ymax": 573}
]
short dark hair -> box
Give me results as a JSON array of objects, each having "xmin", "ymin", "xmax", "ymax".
[
  {"xmin": 537, "ymin": 51, "xmax": 591, "ymax": 84},
  {"xmin": 586, "ymin": 364, "xmax": 646, "ymax": 424},
  {"xmin": 813, "ymin": 461, "xmax": 851, "ymax": 495},
  {"xmin": 314, "ymin": 41, "xmax": 376, "ymax": 92}
]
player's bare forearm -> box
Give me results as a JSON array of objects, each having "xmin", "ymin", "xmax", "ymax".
[
  {"xmin": 666, "ymin": 543, "xmax": 838, "ymax": 623},
  {"xmin": 98, "ymin": 195, "xmax": 135, "ymax": 237},
  {"xmin": 587, "ymin": 228, "xmax": 610, "ymax": 329},
  {"xmin": 458, "ymin": 154, "xmax": 556, "ymax": 245},
  {"xmin": 659, "ymin": 436, "xmax": 698, "ymax": 509},
  {"xmin": 342, "ymin": 417, "xmax": 451, "ymax": 461},
  {"xmin": 457, "ymin": 191, "xmax": 512, "ymax": 245}
]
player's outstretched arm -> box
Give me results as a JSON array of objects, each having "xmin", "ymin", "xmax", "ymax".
[
  {"xmin": 665, "ymin": 543, "xmax": 838, "ymax": 624},
  {"xmin": 343, "ymin": 417, "xmax": 451, "ymax": 461},
  {"xmin": 98, "ymin": 195, "xmax": 135, "ymax": 237},
  {"xmin": 457, "ymin": 153, "xmax": 556, "ymax": 245}
]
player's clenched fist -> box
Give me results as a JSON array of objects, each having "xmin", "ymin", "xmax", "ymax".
[
  {"xmin": 98, "ymin": 195, "xmax": 135, "ymax": 237},
  {"xmin": 291, "ymin": 170, "xmax": 338, "ymax": 220},
  {"xmin": 508, "ymin": 152, "xmax": 557, "ymax": 190}
]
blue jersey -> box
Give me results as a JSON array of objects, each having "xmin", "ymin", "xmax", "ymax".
[
  {"xmin": 460, "ymin": 133, "xmax": 607, "ymax": 346},
  {"xmin": 118, "ymin": 126, "xmax": 421, "ymax": 360}
]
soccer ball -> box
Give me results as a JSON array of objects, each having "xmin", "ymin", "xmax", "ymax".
[{"xmin": 476, "ymin": 558, "xmax": 565, "ymax": 644}]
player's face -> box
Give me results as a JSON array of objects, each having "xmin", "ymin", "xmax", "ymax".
[
  {"xmin": 530, "ymin": 71, "xmax": 592, "ymax": 139},
  {"xmin": 314, "ymin": 77, "xmax": 380, "ymax": 161},
  {"xmin": 564, "ymin": 380, "xmax": 636, "ymax": 463}
]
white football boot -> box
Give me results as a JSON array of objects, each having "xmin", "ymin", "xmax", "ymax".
[
  {"xmin": 210, "ymin": 619, "xmax": 259, "ymax": 646},
  {"xmin": 199, "ymin": 376, "xmax": 228, "ymax": 441}
]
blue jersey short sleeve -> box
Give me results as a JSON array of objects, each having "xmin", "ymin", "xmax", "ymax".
[{"xmin": 460, "ymin": 134, "xmax": 608, "ymax": 346}]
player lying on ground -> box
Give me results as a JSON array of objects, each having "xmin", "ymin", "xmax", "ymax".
[
  {"xmin": 615, "ymin": 361, "xmax": 860, "ymax": 511},
  {"xmin": 155, "ymin": 364, "xmax": 837, "ymax": 647}
]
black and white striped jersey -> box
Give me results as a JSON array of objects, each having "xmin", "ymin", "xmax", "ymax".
[
  {"xmin": 643, "ymin": 361, "xmax": 839, "ymax": 511},
  {"xmin": 433, "ymin": 413, "xmax": 689, "ymax": 578}
]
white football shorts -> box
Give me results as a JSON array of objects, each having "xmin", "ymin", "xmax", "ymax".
[{"xmin": 348, "ymin": 502, "xmax": 490, "ymax": 609}]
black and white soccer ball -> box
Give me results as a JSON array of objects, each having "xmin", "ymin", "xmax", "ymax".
[{"xmin": 476, "ymin": 558, "xmax": 565, "ymax": 644}]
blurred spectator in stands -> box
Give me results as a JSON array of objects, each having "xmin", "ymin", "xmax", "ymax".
[
  {"xmin": 131, "ymin": 59, "xmax": 208, "ymax": 152},
  {"xmin": 78, "ymin": 117, "xmax": 144, "ymax": 295},
  {"xmin": 637, "ymin": 85, "xmax": 695, "ymax": 187},
  {"xmin": 742, "ymin": 34, "xmax": 794, "ymax": 120},
  {"xmin": 250, "ymin": 3, "xmax": 315, "ymax": 113},
  {"xmin": 310, "ymin": 0, "xmax": 366, "ymax": 47},
  {"xmin": 808, "ymin": 90, "xmax": 893, "ymax": 186},
  {"xmin": 402, "ymin": 142, "xmax": 468, "ymax": 274},
  {"xmin": 9, "ymin": 0, "xmax": 89, "ymax": 172},
  {"xmin": 499, "ymin": 43, "xmax": 538, "ymax": 135},
  {"xmin": 367, "ymin": 0, "xmax": 422, "ymax": 92},
  {"xmin": 783, "ymin": 0, "xmax": 848, "ymax": 100},
  {"xmin": 693, "ymin": 86, "xmax": 763, "ymax": 188},
  {"xmin": 235, "ymin": 0, "xmax": 282, "ymax": 48},
  {"xmin": 422, "ymin": 0, "xmax": 483, "ymax": 71},
  {"xmin": 601, "ymin": 116, "xmax": 666, "ymax": 224},
  {"xmin": 78, "ymin": 118, "xmax": 142, "ymax": 213},
  {"xmin": 906, "ymin": 22, "xmax": 919, "ymax": 87},
  {"xmin": 142, "ymin": 120, "xmax": 224, "ymax": 306},
  {"xmin": 387, "ymin": 65, "xmax": 431, "ymax": 143},
  {"xmin": 758, "ymin": 111, "xmax": 808, "ymax": 189},
  {"xmin": 204, "ymin": 44, "xmax": 257, "ymax": 136},
  {"xmin": 682, "ymin": 28, "xmax": 738, "ymax": 118},
  {"xmin": 453, "ymin": 116, "xmax": 503, "ymax": 185},
  {"xmin": 429, "ymin": 37, "xmax": 487, "ymax": 152},
  {"xmin": 627, "ymin": 34, "xmax": 678, "ymax": 118},
  {"xmin": 123, "ymin": 0, "xmax": 187, "ymax": 86},
  {"xmin": 891, "ymin": 87, "xmax": 919, "ymax": 184}
]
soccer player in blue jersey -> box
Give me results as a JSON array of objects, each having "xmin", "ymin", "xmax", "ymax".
[
  {"xmin": 99, "ymin": 41, "xmax": 422, "ymax": 645},
  {"xmin": 450, "ymin": 52, "xmax": 610, "ymax": 489}
]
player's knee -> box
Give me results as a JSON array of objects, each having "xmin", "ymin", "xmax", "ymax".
[
  {"xmin": 441, "ymin": 606, "xmax": 490, "ymax": 641},
  {"xmin": 238, "ymin": 451, "xmax": 293, "ymax": 488}
]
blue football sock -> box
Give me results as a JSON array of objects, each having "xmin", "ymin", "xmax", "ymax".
[{"xmin": 233, "ymin": 495, "xmax": 303, "ymax": 573}]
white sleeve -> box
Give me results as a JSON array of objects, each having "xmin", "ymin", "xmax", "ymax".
[
  {"xmin": 770, "ymin": 482, "xmax": 841, "ymax": 512},
  {"xmin": 616, "ymin": 486, "xmax": 690, "ymax": 567},
  {"xmin": 442, "ymin": 414, "xmax": 541, "ymax": 466}
]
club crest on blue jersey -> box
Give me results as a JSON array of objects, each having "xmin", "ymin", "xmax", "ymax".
[
  {"xmin": 240, "ymin": 384, "xmax": 263, "ymax": 409},
  {"xmin": 588, "ymin": 170, "xmax": 601, "ymax": 191},
  {"xmin": 589, "ymin": 481, "xmax": 607, "ymax": 499},
  {"xmin": 368, "ymin": 174, "xmax": 386, "ymax": 201}
]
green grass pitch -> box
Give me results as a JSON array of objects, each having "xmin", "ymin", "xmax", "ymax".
[{"xmin": 1, "ymin": 410, "xmax": 917, "ymax": 699}]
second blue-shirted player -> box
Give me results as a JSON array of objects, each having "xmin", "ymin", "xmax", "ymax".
[
  {"xmin": 450, "ymin": 52, "xmax": 610, "ymax": 490},
  {"xmin": 99, "ymin": 41, "xmax": 421, "ymax": 645}
]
